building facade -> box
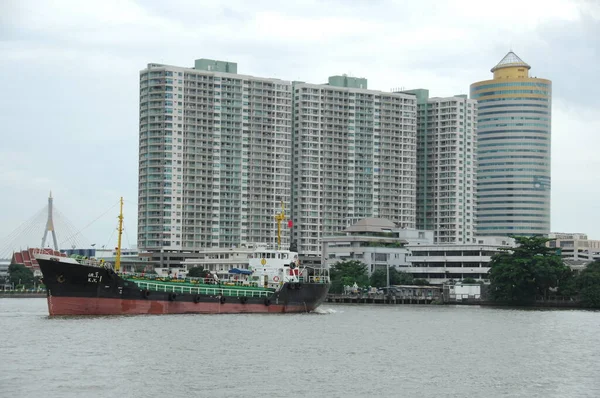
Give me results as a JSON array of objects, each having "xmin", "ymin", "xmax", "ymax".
[
  {"xmin": 406, "ymin": 236, "xmax": 515, "ymax": 285},
  {"xmin": 138, "ymin": 59, "xmax": 293, "ymax": 255},
  {"xmin": 404, "ymin": 89, "xmax": 477, "ymax": 244},
  {"xmin": 321, "ymin": 217, "xmax": 514, "ymax": 284},
  {"xmin": 470, "ymin": 51, "xmax": 552, "ymax": 237},
  {"xmin": 547, "ymin": 232, "xmax": 600, "ymax": 263},
  {"xmin": 293, "ymin": 77, "xmax": 417, "ymax": 259},
  {"xmin": 321, "ymin": 218, "xmax": 419, "ymax": 276}
]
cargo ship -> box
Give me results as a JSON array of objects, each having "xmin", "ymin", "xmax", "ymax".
[{"xmin": 35, "ymin": 198, "xmax": 330, "ymax": 316}]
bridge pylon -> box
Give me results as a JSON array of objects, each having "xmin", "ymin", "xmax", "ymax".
[{"xmin": 41, "ymin": 191, "xmax": 59, "ymax": 251}]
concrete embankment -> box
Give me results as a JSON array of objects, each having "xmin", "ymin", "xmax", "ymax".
[
  {"xmin": 326, "ymin": 294, "xmax": 584, "ymax": 309},
  {"xmin": 326, "ymin": 294, "xmax": 439, "ymax": 305}
]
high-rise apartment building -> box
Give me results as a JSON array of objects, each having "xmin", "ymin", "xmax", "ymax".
[
  {"xmin": 138, "ymin": 59, "xmax": 293, "ymax": 254},
  {"xmin": 404, "ymin": 89, "xmax": 477, "ymax": 243},
  {"xmin": 470, "ymin": 52, "xmax": 552, "ymax": 237},
  {"xmin": 139, "ymin": 61, "xmax": 417, "ymax": 264},
  {"xmin": 293, "ymin": 77, "xmax": 417, "ymax": 257}
]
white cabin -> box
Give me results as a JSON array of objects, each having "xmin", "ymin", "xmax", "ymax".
[{"xmin": 249, "ymin": 248, "xmax": 302, "ymax": 287}]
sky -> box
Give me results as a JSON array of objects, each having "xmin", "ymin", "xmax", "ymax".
[{"xmin": 0, "ymin": 0, "xmax": 599, "ymax": 253}]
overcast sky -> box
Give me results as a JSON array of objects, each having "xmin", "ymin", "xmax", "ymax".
[{"xmin": 0, "ymin": 0, "xmax": 598, "ymax": 253}]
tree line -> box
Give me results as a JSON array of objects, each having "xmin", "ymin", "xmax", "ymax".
[{"xmin": 488, "ymin": 236, "xmax": 600, "ymax": 308}]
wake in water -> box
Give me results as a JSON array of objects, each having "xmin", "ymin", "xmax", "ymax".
[{"xmin": 312, "ymin": 307, "xmax": 340, "ymax": 315}]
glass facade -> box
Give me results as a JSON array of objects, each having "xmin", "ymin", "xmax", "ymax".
[{"xmin": 470, "ymin": 55, "xmax": 552, "ymax": 237}]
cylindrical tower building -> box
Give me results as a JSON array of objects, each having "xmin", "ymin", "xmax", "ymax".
[{"xmin": 470, "ymin": 51, "xmax": 552, "ymax": 237}]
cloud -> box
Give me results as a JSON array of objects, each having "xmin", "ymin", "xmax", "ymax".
[
  {"xmin": 0, "ymin": 0, "xmax": 599, "ymax": 250},
  {"xmin": 551, "ymin": 99, "xmax": 600, "ymax": 234}
]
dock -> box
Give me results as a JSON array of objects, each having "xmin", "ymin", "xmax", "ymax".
[{"xmin": 326, "ymin": 294, "xmax": 438, "ymax": 305}]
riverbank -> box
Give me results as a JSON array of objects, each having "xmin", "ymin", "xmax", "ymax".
[
  {"xmin": 325, "ymin": 294, "xmax": 587, "ymax": 309},
  {"xmin": 326, "ymin": 294, "xmax": 439, "ymax": 305}
]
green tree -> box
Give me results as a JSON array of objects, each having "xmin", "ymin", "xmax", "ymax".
[
  {"xmin": 556, "ymin": 270, "xmax": 578, "ymax": 298},
  {"xmin": 488, "ymin": 236, "xmax": 570, "ymax": 304},
  {"xmin": 369, "ymin": 267, "xmax": 414, "ymax": 288},
  {"xmin": 187, "ymin": 266, "xmax": 209, "ymax": 278},
  {"xmin": 462, "ymin": 277, "xmax": 477, "ymax": 284},
  {"xmin": 8, "ymin": 264, "xmax": 34, "ymax": 288},
  {"xmin": 329, "ymin": 260, "xmax": 369, "ymax": 294},
  {"xmin": 577, "ymin": 261, "xmax": 600, "ymax": 308}
]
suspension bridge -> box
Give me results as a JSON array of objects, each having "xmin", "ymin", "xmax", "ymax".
[{"xmin": 0, "ymin": 192, "xmax": 135, "ymax": 260}]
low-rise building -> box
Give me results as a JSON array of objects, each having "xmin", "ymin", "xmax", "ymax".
[
  {"xmin": 547, "ymin": 232, "xmax": 600, "ymax": 263},
  {"xmin": 180, "ymin": 245, "xmax": 255, "ymax": 276},
  {"xmin": 322, "ymin": 217, "xmax": 515, "ymax": 284},
  {"xmin": 322, "ymin": 218, "xmax": 421, "ymax": 276},
  {"xmin": 442, "ymin": 283, "xmax": 483, "ymax": 303},
  {"xmin": 92, "ymin": 248, "xmax": 153, "ymax": 273},
  {"xmin": 405, "ymin": 236, "xmax": 515, "ymax": 284},
  {"xmin": 0, "ymin": 259, "xmax": 10, "ymax": 290}
]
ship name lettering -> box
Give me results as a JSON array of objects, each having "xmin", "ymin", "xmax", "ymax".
[{"xmin": 87, "ymin": 272, "xmax": 101, "ymax": 283}]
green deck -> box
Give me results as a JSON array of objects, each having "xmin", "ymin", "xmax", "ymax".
[{"xmin": 124, "ymin": 277, "xmax": 275, "ymax": 298}]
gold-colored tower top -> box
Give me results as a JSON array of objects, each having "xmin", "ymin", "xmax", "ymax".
[{"xmin": 491, "ymin": 51, "xmax": 531, "ymax": 80}]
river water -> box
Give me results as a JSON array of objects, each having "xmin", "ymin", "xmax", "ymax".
[{"xmin": 1, "ymin": 298, "xmax": 599, "ymax": 398}]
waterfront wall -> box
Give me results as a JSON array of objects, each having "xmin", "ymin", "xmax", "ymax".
[{"xmin": 325, "ymin": 294, "xmax": 584, "ymax": 309}]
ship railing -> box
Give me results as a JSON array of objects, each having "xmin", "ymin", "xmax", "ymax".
[
  {"xmin": 302, "ymin": 268, "xmax": 330, "ymax": 284},
  {"xmin": 75, "ymin": 258, "xmax": 112, "ymax": 268},
  {"xmin": 121, "ymin": 272, "xmax": 260, "ymax": 287},
  {"xmin": 306, "ymin": 275, "xmax": 331, "ymax": 284},
  {"xmin": 132, "ymin": 281, "xmax": 272, "ymax": 298}
]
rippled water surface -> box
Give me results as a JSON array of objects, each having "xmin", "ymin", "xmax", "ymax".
[{"xmin": 1, "ymin": 298, "xmax": 599, "ymax": 398}]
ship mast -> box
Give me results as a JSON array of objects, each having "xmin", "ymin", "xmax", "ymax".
[
  {"xmin": 274, "ymin": 201, "xmax": 285, "ymax": 250},
  {"xmin": 115, "ymin": 197, "xmax": 124, "ymax": 272}
]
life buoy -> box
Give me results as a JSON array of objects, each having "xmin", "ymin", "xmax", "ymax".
[
  {"xmin": 193, "ymin": 295, "xmax": 201, "ymax": 304},
  {"xmin": 273, "ymin": 276, "xmax": 280, "ymax": 282},
  {"xmin": 219, "ymin": 296, "xmax": 226, "ymax": 304},
  {"xmin": 315, "ymin": 277, "xmax": 320, "ymax": 282}
]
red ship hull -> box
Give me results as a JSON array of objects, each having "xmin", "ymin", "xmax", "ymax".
[{"xmin": 47, "ymin": 296, "xmax": 313, "ymax": 316}]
